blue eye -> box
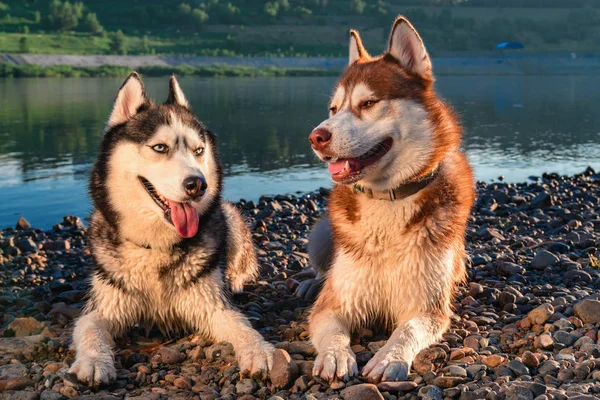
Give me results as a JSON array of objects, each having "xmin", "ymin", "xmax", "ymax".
[
  {"xmin": 194, "ymin": 147, "xmax": 204, "ymax": 156},
  {"xmin": 152, "ymin": 144, "xmax": 169, "ymax": 153}
]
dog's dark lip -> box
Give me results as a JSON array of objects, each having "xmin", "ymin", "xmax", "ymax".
[{"xmin": 138, "ymin": 176, "xmax": 173, "ymax": 224}]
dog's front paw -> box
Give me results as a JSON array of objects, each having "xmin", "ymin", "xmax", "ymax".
[
  {"xmin": 362, "ymin": 345, "xmax": 410, "ymax": 383},
  {"xmin": 69, "ymin": 354, "xmax": 116, "ymax": 386},
  {"xmin": 237, "ymin": 341, "xmax": 274, "ymax": 380},
  {"xmin": 313, "ymin": 346, "xmax": 358, "ymax": 382}
]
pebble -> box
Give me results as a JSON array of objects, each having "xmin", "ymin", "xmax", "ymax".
[
  {"xmin": 2, "ymin": 173, "xmax": 600, "ymax": 399},
  {"xmin": 340, "ymin": 383, "xmax": 384, "ymax": 400},
  {"xmin": 528, "ymin": 303, "xmax": 554, "ymax": 325},
  {"xmin": 270, "ymin": 349, "xmax": 299, "ymax": 389},
  {"xmin": 573, "ymin": 299, "xmax": 600, "ymax": 324}
]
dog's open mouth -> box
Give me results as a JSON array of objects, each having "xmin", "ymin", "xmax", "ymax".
[
  {"xmin": 139, "ymin": 177, "xmax": 199, "ymax": 238},
  {"xmin": 327, "ymin": 138, "xmax": 393, "ymax": 182}
]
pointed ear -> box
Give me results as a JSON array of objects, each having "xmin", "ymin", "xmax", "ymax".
[
  {"xmin": 107, "ymin": 72, "xmax": 147, "ymax": 128},
  {"xmin": 167, "ymin": 75, "xmax": 189, "ymax": 108},
  {"xmin": 349, "ymin": 29, "xmax": 370, "ymax": 65},
  {"xmin": 387, "ymin": 16, "xmax": 432, "ymax": 77}
]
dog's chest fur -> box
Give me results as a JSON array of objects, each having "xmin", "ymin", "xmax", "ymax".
[{"xmin": 327, "ymin": 187, "xmax": 455, "ymax": 325}]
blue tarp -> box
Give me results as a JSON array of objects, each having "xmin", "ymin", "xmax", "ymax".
[{"xmin": 496, "ymin": 42, "xmax": 525, "ymax": 49}]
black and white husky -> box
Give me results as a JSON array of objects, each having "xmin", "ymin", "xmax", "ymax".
[{"xmin": 69, "ymin": 73, "xmax": 273, "ymax": 385}]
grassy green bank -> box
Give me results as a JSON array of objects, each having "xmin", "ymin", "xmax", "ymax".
[{"xmin": 0, "ymin": 63, "xmax": 339, "ymax": 78}]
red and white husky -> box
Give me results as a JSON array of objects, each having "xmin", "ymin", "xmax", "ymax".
[{"xmin": 306, "ymin": 16, "xmax": 475, "ymax": 383}]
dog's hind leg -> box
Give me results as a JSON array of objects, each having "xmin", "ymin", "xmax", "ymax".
[
  {"xmin": 296, "ymin": 215, "xmax": 333, "ymax": 300},
  {"xmin": 69, "ymin": 309, "xmax": 120, "ymax": 386},
  {"xmin": 362, "ymin": 314, "xmax": 450, "ymax": 382},
  {"xmin": 222, "ymin": 203, "xmax": 259, "ymax": 293}
]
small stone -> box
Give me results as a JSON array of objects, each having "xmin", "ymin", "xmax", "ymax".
[
  {"xmin": 42, "ymin": 240, "xmax": 70, "ymax": 251},
  {"xmin": 151, "ymin": 346, "xmax": 185, "ymax": 364},
  {"xmin": 7, "ymin": 317, "xmax": 43, "ymax": 337},
  {"xmin": 418, "ymin": 385, "xmax": 444, "ymax": 400},
  {"xmin": 376, "ymin": 381, "xmax": 417, "ymax": 393},
  {"xmin": 528, "ymin": 304, "xmax": 554, "ymax": 325},
  {"xmin": 521, "ymin": 351, "xmax": 539, "ymax": 368},
  {"xmin": 413, "ymin": 347, "xmax": 447, "ymax": 375},
  {"xmin": 574, "ymin": 299, "xmax": 600, "ymax": 324},
  {"xmin": 271, "ymin": 349, "xmax": 299, "ymax": 389},
  {"xmin": 340, "ymin": 383, "xmax": 384, "ymax": 400},
  {"xmin": 174, "ymin": 377, "xmax": 192, "ymax": 390},
  {"xmin": 4, "ymin": 376, "xmax": 35, "ymax": 390},
  {"xmin": 531, "ymin": 250, "xmax": 559, "ymax": 269},
  {"xmin": 287, "ymin": 341, "xmax": 316, "ymax": 356},
  {"xmin": 15, "ymin": 216, "xmax": 31, "ymax": 230},
  {"xmin": 236, "ymin": 378, "xmax": 258, "ymax": 395},
  {"xmin": 503, "ymin": 384, "xmax": 534, "ymax": 400},
  {"xmin": 507, "ymin": 360, "xmax": 529, "ymax": 376},
  {"xmin": 15, "ymin": 238, "xmax": 37, "ymax": 253},
  {"xmin": 553, "ymin": 330, "xmax": 576, "ymax": 346},
  {"xmin": 432, "ymin": 376, "xmax": 465, "ymax": 388},
  {"xmin": 534, "ymin": 334, "xmax": 554, "ymax": 350},
  {"xmin": 482, "ymin": 354, "xmax": 506, "ymax": 368},
  {"xmin": 538, "ymin": 360, "xmax": 560, "ymax": 375}
]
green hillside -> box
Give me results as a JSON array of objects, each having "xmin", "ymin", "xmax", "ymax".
[{"xmin": 0, "ymin": 0, "xmax": 599, "ymax": 56}]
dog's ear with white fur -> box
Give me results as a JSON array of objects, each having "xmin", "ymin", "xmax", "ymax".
[
  {"xmin": 387, "ymin": 16, "xmax": 432, "ymax": 77},
  {"xmin": 166, "ymin": 75, "xmax": 189, "ymax": 108},
  {"xmin": 349, "ymin": 29, "xmax": 370, "ymax": 65},
  {"xmin": 107, "ymin": 72, "xmax": 148, "ymax": 128}
]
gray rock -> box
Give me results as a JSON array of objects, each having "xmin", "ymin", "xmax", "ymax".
[
  {"xmin": 503, "ymin": 385, "xmax": 534, "ymax": 400},
  {"xmin": 417, "ymin": 385, "xmax": 444, "ymax": 400},
  {"xmin": 235, "ymin": 378, "xmax": 258, "ymax": 395},
  {"xmin": 531, "ymin": 250, "xmax": 559, "ymax": 269},
  {"xmin": 538, "ymin": 360, "xmax": 560, "ymax": 375},
  {"xmin": 507, "ymin": 360, "xmax": 530, "ymax": 376},
  {"xmin": 553, "ymin": 330, "xmax": 576, "ymax": 346},
  {"xmin": 15, "ymin": 238, "xmax": 37, "ymax": 253}
]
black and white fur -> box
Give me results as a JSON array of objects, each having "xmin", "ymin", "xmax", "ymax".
[{"xmin": 69, "ymin": 73, "xmax": 273, "ymax": 385}]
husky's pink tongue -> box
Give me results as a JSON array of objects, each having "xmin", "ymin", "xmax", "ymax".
[
  {"xmin": 327, "ymin": 159, "xmax": 362, "ymax": 180},
  {"xmin": 167, "ymin": 200, "xmax": 199, "ymax": 238},
  {"xmin": 328, "ymin": 160, "xmax": 347, "ymax": 175}
]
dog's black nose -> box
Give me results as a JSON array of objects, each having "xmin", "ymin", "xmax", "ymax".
[{"xmin": 183, "ymin": 176, "xmax": 207, "ymax": 199}]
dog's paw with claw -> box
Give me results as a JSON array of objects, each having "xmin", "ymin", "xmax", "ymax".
[
  {"xmin": 237, "ymin": 341, "xmax": 274, "ymax": 380},
  {"xmin": 313, "ymin": 346, "xmax": 358, "ymax": 382},
  {"xmin": 362, "ymin": 345, "xmax": 410, "ymax": 383},
  {"xmin": 69, "ymin": 354, "xmax": 116, "ymax": 386}
]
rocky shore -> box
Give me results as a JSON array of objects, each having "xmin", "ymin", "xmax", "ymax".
[{"xmin": 1, "ymin": 169, "xmax": 600, "ymax": 400}]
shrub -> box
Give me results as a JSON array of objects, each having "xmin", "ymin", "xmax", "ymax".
[
  {"xmin": 84, "ymin": 12, "xmax": 103, "ymax": 35},
  {"xmin": 109, "ymin": 30, "xmax": 127, "ymax": 55},
  {"xmin": 19, "ymin": 37, "xmax": 30, "ymax": 53}
]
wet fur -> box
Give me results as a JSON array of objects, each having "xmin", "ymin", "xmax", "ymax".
[
  {"xmin": 70, "ymin": 73, "xmax": 273, "ymax": 386},
  {"xmin": 308, "ymin": 17, "xmax": 475, "ymax": 383}
]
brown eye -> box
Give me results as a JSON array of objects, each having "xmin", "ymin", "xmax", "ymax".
[
  {"xmin": 361, "ymin": 100, "xmax": 379, "ymax": 110},
  {"xmin": 329, "ymin": 106, "xmax": 338, "ymax": 115}
]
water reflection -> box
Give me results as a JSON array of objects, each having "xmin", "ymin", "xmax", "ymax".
[{"xmin": 0, "ymin": 75, "xmax": 599, "ymax": 228}]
